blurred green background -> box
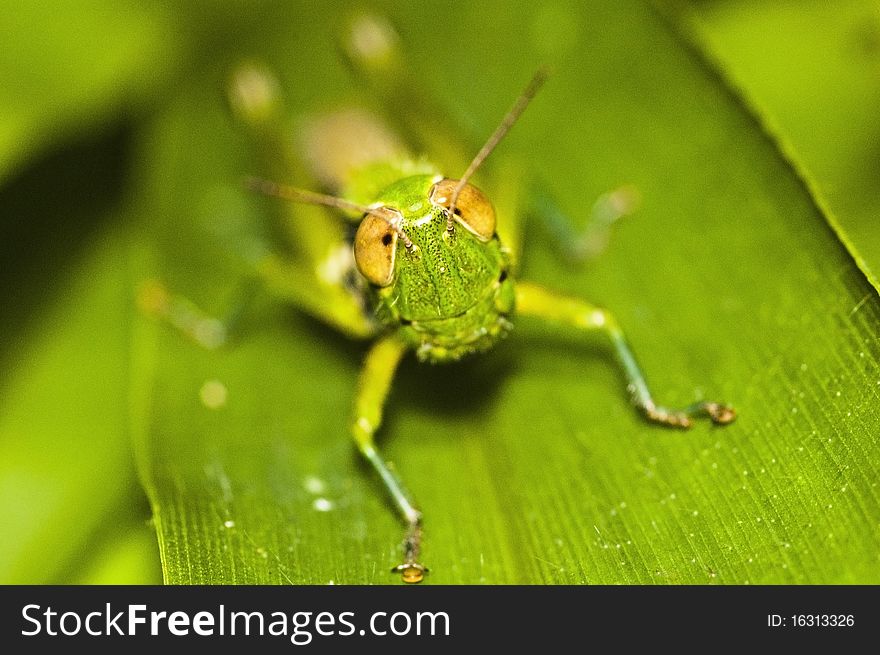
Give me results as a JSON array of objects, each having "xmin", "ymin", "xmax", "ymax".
[{"xmin": 1, "ymin": 0, "xmax": 878, "ymax": 585}]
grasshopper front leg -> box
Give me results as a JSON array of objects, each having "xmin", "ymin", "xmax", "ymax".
[
  {"xmin": 351, "ymin": 334, "xmax": 426, "ymax": 583},
  {"xmin": 516, "ymin": 282, "xmax": 736, "ymax": 428}
]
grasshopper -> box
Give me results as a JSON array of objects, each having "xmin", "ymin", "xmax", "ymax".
[{"xmin": 144, "ymin": 15, "xmax": 735, "ymax": 583}]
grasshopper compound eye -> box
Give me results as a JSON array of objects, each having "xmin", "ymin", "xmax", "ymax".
[
  {"xmin": 354, "ymin": 206, "xmax": 402, "ymax": 286},
  {"xmin": 430, "ymin": 178, "xmax": 496, "ymax": 242}
]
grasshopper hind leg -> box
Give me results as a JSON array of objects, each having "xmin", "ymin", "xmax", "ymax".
[
  {"xmin": 137, "ymin": 276, "xmax": 260, "ymax": 350},
  {"xmin": 138, "ymin": 248, "xmax": 379, "ymax": 348}
]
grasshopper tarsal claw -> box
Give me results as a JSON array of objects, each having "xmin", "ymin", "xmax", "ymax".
[
  {"xmin": 687, "ymin": 401, "xmax": 737, "ymax": 425},
  {"xmin": 393, "ymin": 562, "xmax": 428, "ymax": 584},
  {"xmin": 644, "ymin": 401, "xmax": 737, "ymax": 429}
]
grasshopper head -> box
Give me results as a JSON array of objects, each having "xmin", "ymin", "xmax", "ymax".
[{"xmin": 353, "ymin": 175, "xmax": 496, "ymax": 289}]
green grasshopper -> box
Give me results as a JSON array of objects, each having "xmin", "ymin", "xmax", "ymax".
[{"xmin": 145, "ymin": 15, "xmax": 735, "ymax": 583}]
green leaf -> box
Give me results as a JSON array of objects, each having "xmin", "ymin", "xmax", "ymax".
[
  {"xmin": 682, "ymin": 0, "xmax": 880, "ymax": 291},
  {"xmin": 72, "ymin": 519, "xmax": 162, "ymax": 585},
  {"xmin": 133, "ymin": 0, "xmax": 880, "ymax": 584},
  {"xmin": 0, "ymin": 228, "xmax": 159, "ymax": 584},
  {"xmin": 0, "ymin": 1, "xmax": 178, "ymax": 184}
]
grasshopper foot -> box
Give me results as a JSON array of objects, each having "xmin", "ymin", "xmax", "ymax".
[
  {"xmin": 391, "ymin": 513, "xmax": 426, "ymax": 583},
  {"xmin": 644, "ymin": 401, "xmax": 736, "ymax": 429},
  {"xmin": 392, "ymin": 561, "xmax": 428, "ymax": 584}
]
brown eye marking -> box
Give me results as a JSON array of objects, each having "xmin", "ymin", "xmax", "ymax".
[
  {"xmin": 354, "ymin": 207, "xmax": 403, "ymax": 287},
  {"xmin": 429, "ymin": 178, "xmax": 495, "ymax": 242}
]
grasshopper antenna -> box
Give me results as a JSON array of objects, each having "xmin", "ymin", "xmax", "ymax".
[
  {"xmin": 246, "ymin": 176, "xmax": 414, "ymax": 248},
  {"xmin": 447, "ymin": 67, "xmax": 550, "ymax": 234}
]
